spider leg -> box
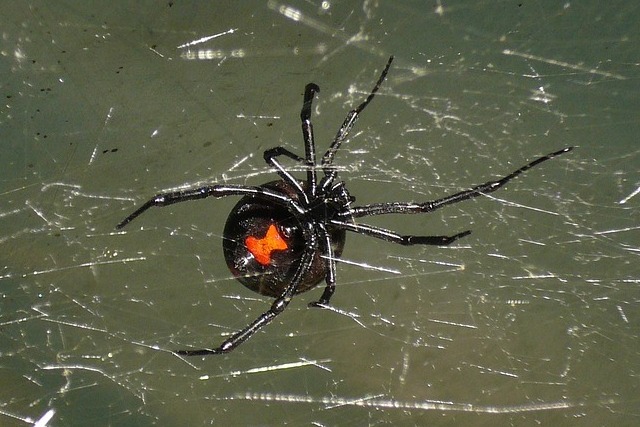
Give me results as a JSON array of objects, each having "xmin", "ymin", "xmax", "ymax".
[
  {"xmin": 331, "ymin": 219, "xmax": 471, "ymax": 246},
  {"xmin": 308, "ymin": 223, "xmax": 337, "ymax": 308},
  {"xmin": 301, "ymin": 83, "xmax": 320, "ymax": 195},
  {"xmin": 263, "ymin": 147, "xmax": 309, "ymax": 203},
  {"xmin": 264, "ymin": 82, "xmax": 322, "ymax": 200},
  {"xmin": 174, "ymin": 293, "xmax": 295, "ymax": 356},
  {"xmin": 319, "ymin": 56, "xmax": 394, "ymax": 191},
  {"xmin": 341, "ymin": 147, "xmax": 573, "ymax": 219},
  {"xmin": 175, "ymin": 222, "xmax": 318, "ymax": 356},
  {"xmin": 116, "ymin": 184, "xmax": 304, "ymax": 229},
  {"xmin": 264, "ymin": 146, "xmax": 305, "ymax": 163},
  {"xmin": 307, "ymin": 218, "xmax": 470, "ymax": 311}
]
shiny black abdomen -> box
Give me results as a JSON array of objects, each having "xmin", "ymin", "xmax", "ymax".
[{"xmin": 222, "ymin": 180, "xmax": 346, "ymax": 298}]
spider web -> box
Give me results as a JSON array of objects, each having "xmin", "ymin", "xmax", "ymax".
[{"xmin": 1, "ymin": 1, "xmax": 639, "ymax": 425}]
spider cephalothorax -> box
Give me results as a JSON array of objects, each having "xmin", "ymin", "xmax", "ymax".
[{"xmin": 117, "ymin": 56, "xmax": 572, "ymax": 355}]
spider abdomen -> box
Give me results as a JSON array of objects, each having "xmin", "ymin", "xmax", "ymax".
[{"xmin": 222, "ymin": 180, "xmax": 346, "ymax": 298}]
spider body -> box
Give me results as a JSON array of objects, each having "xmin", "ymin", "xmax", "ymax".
[
  {"xmin": 117, "ymin": 56, "xmax": 572, "ymax": 356},
  {"xmin": 222, "ymin": 179, "xmax": 346, "ymax": 298}
]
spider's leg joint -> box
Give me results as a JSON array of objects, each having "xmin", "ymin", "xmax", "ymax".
[
  {"xmin": 272, "ymin": 297, "xmax": 291, "ymax": 314},
  {"xmin": 301, "ymin": 83, "xmax": 320, "ymax": 121},
  {"xmin": 305, "ymin": 82, "xmax": 320, "ymax": 95}
]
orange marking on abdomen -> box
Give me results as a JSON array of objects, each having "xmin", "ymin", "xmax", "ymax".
[{"xmin": 245, "ymin": 224, "xmax": 289, "ymax": 265}]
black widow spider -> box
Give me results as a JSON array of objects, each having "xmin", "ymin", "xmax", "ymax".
[{"xmin": 117, "ymin": 56, "xmax": 572, "ymax": 356}]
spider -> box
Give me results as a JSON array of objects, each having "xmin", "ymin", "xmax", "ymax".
[{"xmin": 117, "ymin": 56, "xmax": 572, "ymax": 356}]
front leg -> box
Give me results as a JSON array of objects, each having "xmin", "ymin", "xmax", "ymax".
[
  {"xmin": 330, "ymin": 219, "xmax": 471, "ymax": 246},
  {"xmin": 308, "ymin": 223, "xmax": 337, "ymax": 308},
  {"xmin": 174, "ymin": 294, "xmax": 294, "ymax": 356},
  {"xmin": 116, "ymin": 187, "xmax": 223, "ymax": 229},
  {"xmin": 262, "ymin": 147, "xmax": 309, "ymax": 200},
  {"xmin": 174, "ymin": 218, "xmax": 319, "ymax": 355},
  {"xmin": 342, "ymin": 147, "xmax": 574, "ymax": 219},
  {"xmin": 116, "ymin": 184, "xmax": 303, "ymax": 229}
]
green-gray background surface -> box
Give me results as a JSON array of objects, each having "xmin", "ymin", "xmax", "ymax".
[{"xmin": 1, "ymin": 1, "xmax": 638, "ymax": 426}]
